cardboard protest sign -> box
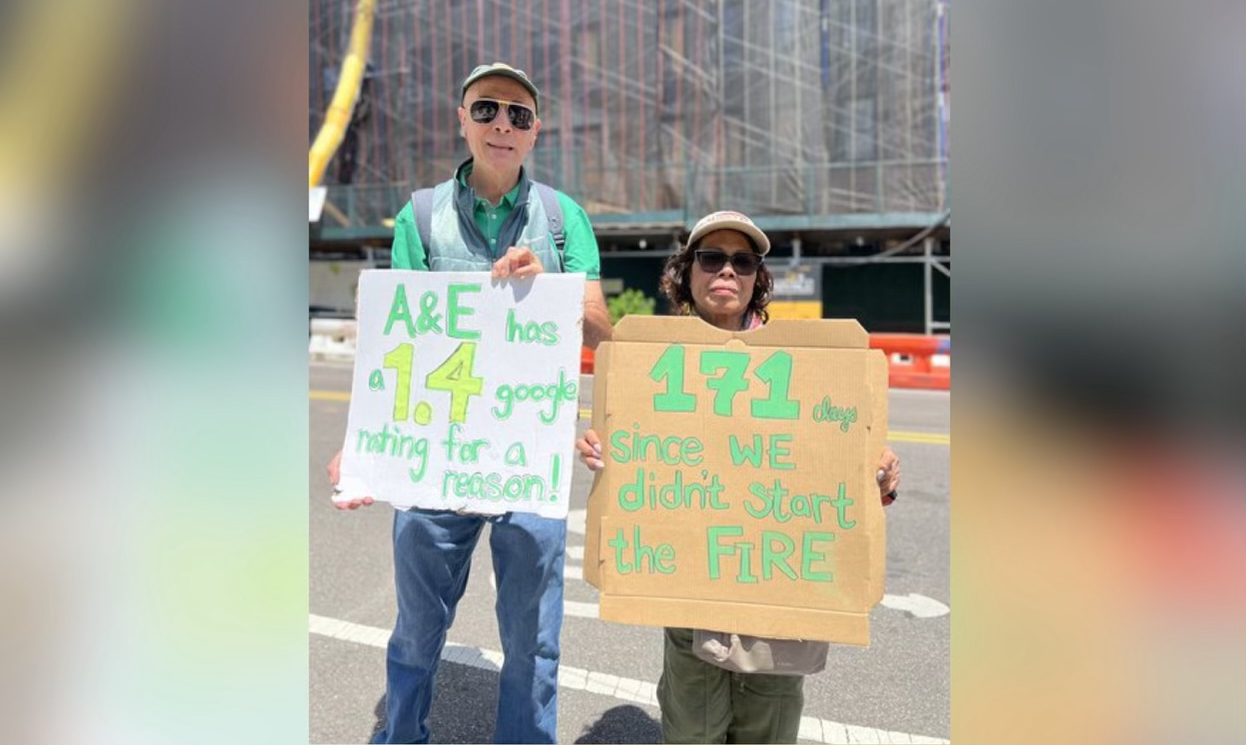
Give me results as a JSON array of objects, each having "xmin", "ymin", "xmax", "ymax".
[
  {"xmin": 335, "ymin": 271, "xmax": 584, "ymax": 520},
  {"xmin": 584, "ymin": 317, "xmax": 889, "ymax": 645}
]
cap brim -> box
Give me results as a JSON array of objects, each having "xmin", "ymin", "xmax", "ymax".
[
  {"xmin": 461, "ymin": 71, "xmax": 540, "ymax": 113},
  {"xmin": 688, "ymin": 221, "xmax": 771, "ymax": 255}
]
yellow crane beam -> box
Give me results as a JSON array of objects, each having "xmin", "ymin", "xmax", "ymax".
[{"xmin": 308, "ymin": 0, "xmax": 376, "ymax": 188}]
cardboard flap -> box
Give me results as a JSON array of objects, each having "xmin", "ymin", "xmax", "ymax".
[
  {"xmin": 583, "ymin": 341, "xmax": 614, "ymax": 589},
  {"xmin": 599, "ymin": 596, "xmax": 871, "ymax": 647},
  {"xmin": 613, "ymin": 315, "xmax": 868, "ymax": 349},
  {"xmin": 866, "ymin": 349, "xmax": 890, "ymax": 605}
]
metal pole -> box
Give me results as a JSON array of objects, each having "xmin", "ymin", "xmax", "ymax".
[
  {"xmin": 770, "ymin": 0, "xmax": 777, "ymax": 207},
  {"xmin": 849, "ymin": 0, "xmax": 857, "ymax": 201},
  {"xmin": 924, "ymin": 236, "xmax": 934, "ymax": 335},
  {"xmin": 934, "ymin": 1, "xmax": 942, "ymax": 208}
]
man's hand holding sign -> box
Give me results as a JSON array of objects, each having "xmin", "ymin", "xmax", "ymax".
[
  {"xmin": 491, "ymin": 245, "xmax": 544, "ymax": 280},
  {"xmin": 331, "ymin": 270, "xmax": 584, "ymax": 520}
]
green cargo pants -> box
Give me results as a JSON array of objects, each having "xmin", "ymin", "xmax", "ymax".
[{"xmin": 658, "ymin": 627, "xmax": 806, "ymax": 744}]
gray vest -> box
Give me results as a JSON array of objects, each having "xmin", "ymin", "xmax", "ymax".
[{"xmin": 411, "ymin": 170, "xmax": 565, "ymax": 273}]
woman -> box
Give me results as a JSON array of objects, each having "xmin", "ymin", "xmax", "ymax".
[{"xmin": 575, "ymin": 210, "xmax": 901, "ymax": 744}]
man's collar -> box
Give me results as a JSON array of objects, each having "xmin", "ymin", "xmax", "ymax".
[{"xmin": 455, "ymin": 158, "xmax": 525, "ymax": 208}]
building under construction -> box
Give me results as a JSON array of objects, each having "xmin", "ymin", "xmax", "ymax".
[{"xmin": 310, "ymin": 0, "xmax": 950, "ymax": 333}]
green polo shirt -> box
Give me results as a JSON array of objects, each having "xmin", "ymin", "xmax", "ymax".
[{"xmin": 390, "ymin": 167, "xmax": 601, "ymax": 278}]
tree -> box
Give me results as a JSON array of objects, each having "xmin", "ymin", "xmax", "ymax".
[{"xmin": 607, "ymin": 288, "xmax": 656, "ymax": 324}]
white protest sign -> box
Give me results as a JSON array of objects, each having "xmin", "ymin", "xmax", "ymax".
[{"xmin": 335, "ymin": 270, "xmax": 585, "ymax": 519}]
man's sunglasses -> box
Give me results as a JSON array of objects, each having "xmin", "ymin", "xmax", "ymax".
[
  {"xmin": 694, "ymin": 249, "xmax": 764, "ymax": 275},
  {"xmin": 468, "ymin": 98, "xmax": 536, "ymax": 130}
]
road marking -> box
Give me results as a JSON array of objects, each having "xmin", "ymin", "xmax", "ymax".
[
  {"xmin": 309, "ymin": 613, "xmax": 948, "ymax": 743},
  {"xmin": 311, "ymin": 359, "xmax": 356, "ymax": 370},
  {"xmin": 887, "ymin": 431, "xmax": 950, "ymax": 445},
  {"xmin": 846, "ymin": 724, "xmax": 883, "ymax": 743},
  {"xmin": 563, "ymin": 599, "xmax": 599, "ymax": 619},
  {"xmin": 566, "ymin": 509, "xmax": 586, "ymax": 535},
  {"xmin": 310, "ymin": 390, "xmax": 351, "ymax": 402},
  {"xmin": 311, "ymin": 390, "xmax": 948, "ymax": 444},
  {"xmin": 879, "ymin": 593, "xmax": 950, "ymax": 618}
]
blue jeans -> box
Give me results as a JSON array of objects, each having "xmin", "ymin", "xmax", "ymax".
[{"xmin": 371, "ymin": 508, "xmax": 566, "ymax": 744}]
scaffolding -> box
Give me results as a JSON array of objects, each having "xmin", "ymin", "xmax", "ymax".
[
  {"xmin": 310, "ymin": 0, "xmax": 948, "ymax": 218},
  {"xmin": 309, "ymin": 0, "xmax": 950, "ymax": 331}
]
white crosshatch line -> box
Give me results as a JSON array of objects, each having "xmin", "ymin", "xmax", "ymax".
[{"xmin": 309, "ymin": 613, "xmax": 948, "ymax": 744}]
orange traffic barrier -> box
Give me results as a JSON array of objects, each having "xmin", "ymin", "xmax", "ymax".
[
  {"xmin": 869, "ymin": 333, "xmax": 950, "ymax": 390},
  {"xmin": 581, "ymin": 345, "xmax": 595, "ymax": 375}
]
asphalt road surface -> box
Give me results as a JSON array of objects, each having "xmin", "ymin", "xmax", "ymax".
[{"xmin": 310, "ymin": 361, "xmax": 950, "ymax": 744}]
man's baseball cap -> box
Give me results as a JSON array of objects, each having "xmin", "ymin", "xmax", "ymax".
[
  {"xmin": 686, "ymin": 210, "xmax": 771, "ymax": 255},
  {"xmin": 461, "ymin": 62, "xmax": 540, "ymax": 114}
]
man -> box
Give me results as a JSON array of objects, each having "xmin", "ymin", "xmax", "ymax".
[{"xmin": 328, "ymin": 62, "xmax": 612, "ymax": 744}]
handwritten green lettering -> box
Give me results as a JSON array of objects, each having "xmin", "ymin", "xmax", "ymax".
[
  {"xmin": 744, "ymin": 480, "xmax": 837, "ymax": 524},
  {"xmin": 492, "ymin": 368, "xmax": 578, "ymax": 424},
  {"xmin": 811, "ymin": 396, "xmax": 858, "ymax": 432},
  {"xmin": 354, "ymin": 424, "xmax": 430, "ymax": 481},
  {"xmin": 617, "ymin": 468, "xmax": 729, "ymax": 512},
  {"xmin": 445, "ymin": 283, "xmax": 481, "ymax": 339},
  {"xmin": 801, "ymin": 532, "xmax": 835, "ymax": 581},
  {"xmin": 505, "ymin": 309, "xmax": 560, "ymax": 345},
  {"xmin": 607, "ymin": 424, "xmax": 704, "ymax": 466},
  {"xmin": 707, "ymin": 526, "xmax": 760, "ymax": 583},
  {"xmin": 609, "ymin": 526, "xmax": 676, "ymax": 574},
  {"xmin": 699, "ymin": 350, "xmax": 751, "ymax": 416},
  {"xmin": 762, "ymin": 533, "xmax": 799, "ymax": 580},
  {"xmin": 438, "ymin": 469, "xmax": 553, "ymax": 503},
  {"xmin": 831, "ymin": 482, "xmax": 856, "ymax": 529},
  {"xmin": 709, "ymin": 527, "xmax": 836, "ymax": 583},
  {"xmin": 650, "ymin": 345, "xmax": 696, "ymax": 413},
  {"xmin": 384, "ymin": 285, "xmax": 416, "ymax": 336}
]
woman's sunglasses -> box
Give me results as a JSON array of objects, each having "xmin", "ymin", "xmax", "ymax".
[
  {"xmin": 468, "ymin": 98, "xmax": 536, "ymax": 130},
  {"xmin": 694, "ymin": 249, "xmax": 763, "ymax": 275}
]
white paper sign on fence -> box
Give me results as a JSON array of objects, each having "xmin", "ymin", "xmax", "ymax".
[{"xmin": 335, "ymin": 270, "xmax": 586, "ymax": 519}]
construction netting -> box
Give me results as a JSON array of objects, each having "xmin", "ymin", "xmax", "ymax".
[{"xmin": 310, "ymin": 0, "xmax": 949, "ymax": 225}]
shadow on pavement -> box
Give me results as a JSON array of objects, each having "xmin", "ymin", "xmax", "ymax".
[
  {"xmin": 370, "ymin": 662, "xmax": 501, "ymax": 743},
  {"xmin": 574, "ymin": 704, "xmax": 662, "ymax": 744},
  {"xmin": 369, "ymin": 668, "xmax": 662, "ymax": 744},
  {"xmin": 369, "ymin": 696, "xmax": 384, "ymax": 742}
]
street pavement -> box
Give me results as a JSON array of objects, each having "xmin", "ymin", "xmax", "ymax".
[{"xmin": 310, "ymin": 361, "xmax": 950, "ymax": 744}]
